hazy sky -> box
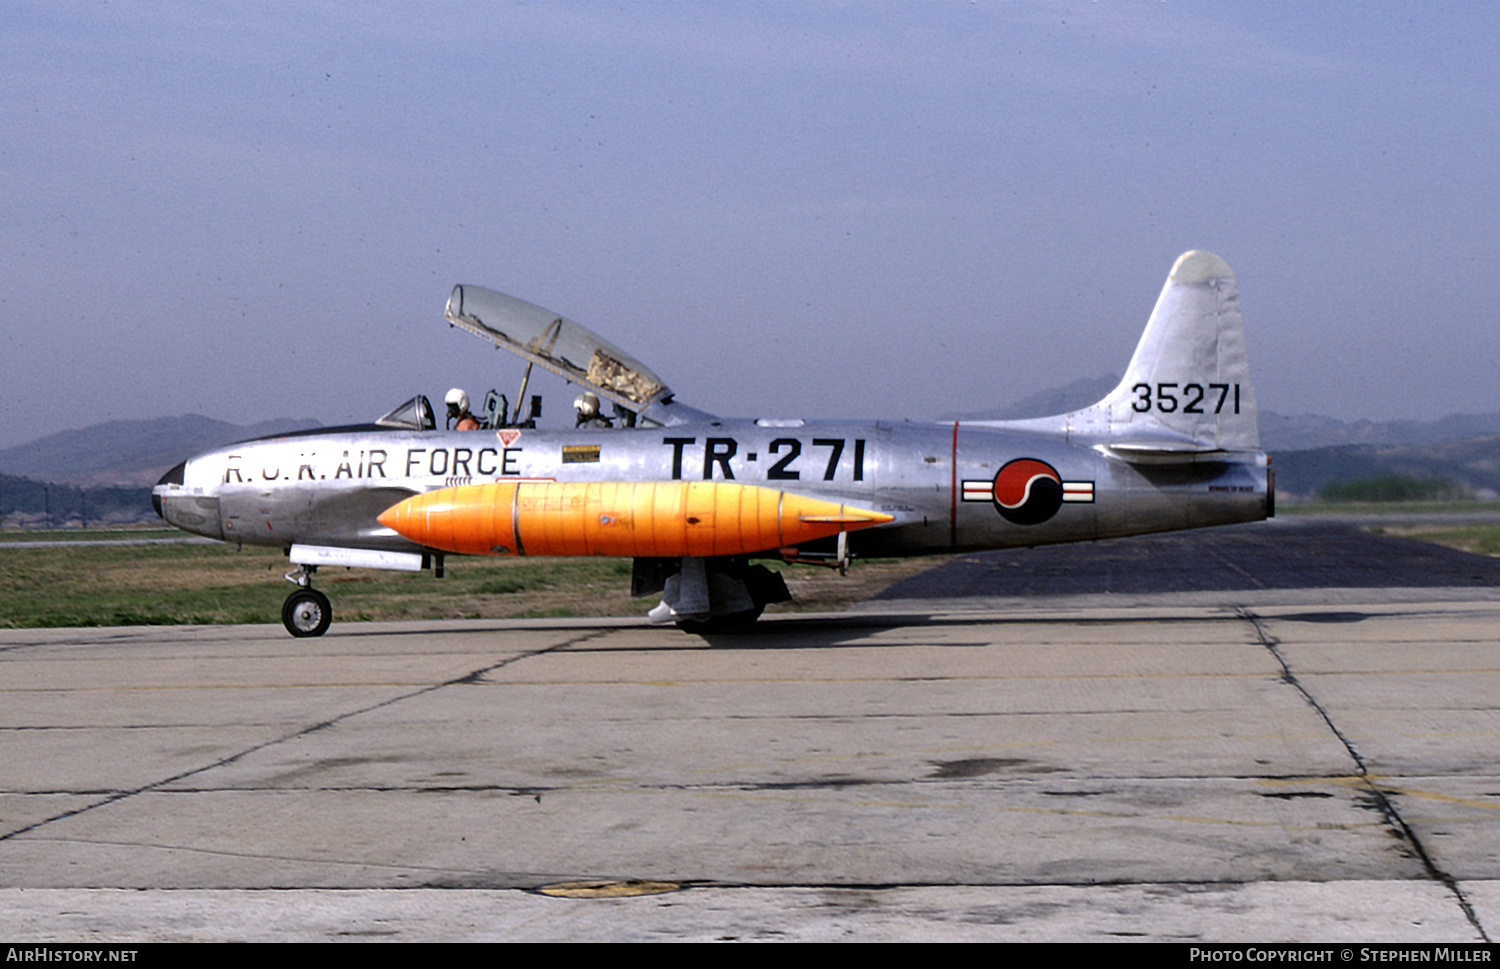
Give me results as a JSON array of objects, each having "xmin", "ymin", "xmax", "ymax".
[{"xmin": 3, "ymin": 1, "xmax": 1497, "ymax": 450}]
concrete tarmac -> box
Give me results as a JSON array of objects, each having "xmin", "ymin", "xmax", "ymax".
[{"xmin": 3, "ymin": 520, "xmax": 1500, "ymax": 941}]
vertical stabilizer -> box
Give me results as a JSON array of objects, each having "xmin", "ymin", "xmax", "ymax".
[{"xmin": 1009, "ymin": 250, "xmax": 1259, "ymax": 453}]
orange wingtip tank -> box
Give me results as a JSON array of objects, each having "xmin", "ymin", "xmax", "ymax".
[{"xmin": 376, "ymin": 480, "xmax": 894, "ymax": 558}]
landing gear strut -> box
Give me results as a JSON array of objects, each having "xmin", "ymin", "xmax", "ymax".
[
  {"xmin": 644, "ymin": 557, "xmax": 789, "ymax": 633},
  {"xmin": 282, "ymin": 565, "xmax": 332, "ymax": 637}
]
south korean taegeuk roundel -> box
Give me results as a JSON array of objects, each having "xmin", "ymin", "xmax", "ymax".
[{"xmin": 992, "ymin": 458, "xmax": 1064, "ymax": 525}]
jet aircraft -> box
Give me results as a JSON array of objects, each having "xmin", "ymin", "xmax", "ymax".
[{"xmin": 153, "ymin": 250, "xmax": 1272, "ymax": 636}]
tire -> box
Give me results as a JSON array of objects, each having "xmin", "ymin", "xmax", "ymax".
[
  {"xmin": 282, "ymin": 588, "xmax": 332, "ymax": 638},
  {"xmin": 675, "ymin": 606, "xmax": 763, "ymax": 635}
]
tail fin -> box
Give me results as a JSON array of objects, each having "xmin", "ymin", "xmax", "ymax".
[{"xmin": 1007, "ymin": 250, "xmax": 1260, "ymax": 456}]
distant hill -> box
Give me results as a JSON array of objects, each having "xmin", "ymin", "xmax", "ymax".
[
  {"xmin": 1273, "ymin": 436, "xmax": 1500, "ymax": 500},
  {"xmin": 0, "ymin": 415, "xmax": 320, "ymax": 488},
  {"xmin": 1259, "ymin": 411, "xmax": 1500, "ymax": 452}
]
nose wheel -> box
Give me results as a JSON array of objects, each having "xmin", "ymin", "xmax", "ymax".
[
  {"xmin": 282, "ymin": 587, "xmax": 332, "ymax": 638},
  {"xmin": 281, "ymin": 564, "xmax": 331, "ymax": 637}
]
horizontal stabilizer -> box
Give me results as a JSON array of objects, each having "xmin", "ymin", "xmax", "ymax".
[{"xmin": 1095, "ymin": 442, "xmax": 1266, "ymax": 466}]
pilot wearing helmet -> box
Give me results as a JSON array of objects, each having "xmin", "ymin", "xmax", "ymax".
[
  {"xmin": 445, "ymin": 388, "xmax": 481, "ymax": 431},
  {"xmin": 573, "ymin": 391, "xmax": 613, "ymax": 429}
]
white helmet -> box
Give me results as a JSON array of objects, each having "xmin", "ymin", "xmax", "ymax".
[
  {"xmin": 573, "ymin": 391, "xmax": 600, "ymax": 417},
  {"xmin": 445, "ymin": 388, "xmax": 469, "ymax": 413}
]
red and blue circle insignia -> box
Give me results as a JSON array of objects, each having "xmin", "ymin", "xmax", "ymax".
[
  {"xmin": 959, "ymin": 459, "xmax": 1093, "ymax": 524},
  {"xmin": 992, "ymin": 458, "xmax": 1064, "ymax": 525}
]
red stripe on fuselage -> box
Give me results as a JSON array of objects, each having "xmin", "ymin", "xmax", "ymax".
[{"xmin": 950, "ymin": 422, "xmax": 959, "ymax": 548}]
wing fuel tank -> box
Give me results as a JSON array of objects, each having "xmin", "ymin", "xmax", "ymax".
[{"xmin": 376, "ymin": 480, "xmax": 894, "ymax": 558}]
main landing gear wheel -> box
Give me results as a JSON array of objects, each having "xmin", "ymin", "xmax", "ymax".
[
  {"xmin": 675, "ymin": 606, "xmax": 764, "ymax": 635},
  {"xmin": 282, "ymin": 588, "xmax": 332, "ymax": 638}
]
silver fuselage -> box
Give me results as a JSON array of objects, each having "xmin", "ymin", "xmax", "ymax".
[{"xmin": 157, "ymin": 419, "xmax": 1269, "ymax": 559}]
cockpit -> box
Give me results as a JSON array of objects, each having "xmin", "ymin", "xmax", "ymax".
[
  {"xmin": 442, "ymin": 284, "xmax": 713, "ymax": 429},
  {"xmin": 372, "ymin": 285, "xmax": 716, "ymax": 434},
  {"xmin": 372, "ymin": 390, "xmax": 541, "ymax": 432}
]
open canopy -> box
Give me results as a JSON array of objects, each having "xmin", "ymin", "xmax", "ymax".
[{"xmin": 445, "ymin": 285, "xmax": 669, "ymax": 411}]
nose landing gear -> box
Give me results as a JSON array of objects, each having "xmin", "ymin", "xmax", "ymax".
[{"xmin": 282, "ymin": 565, "xmax": 332, "ymax": 637}]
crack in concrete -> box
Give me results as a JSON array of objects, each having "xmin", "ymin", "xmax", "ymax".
[
  {"xmin": 1237, "ymin": 607, "xmax": 1490, "ymax": 942},
  {"xmin": 0, "ymin": 628, "xmax": 610, "ymax": 843}
]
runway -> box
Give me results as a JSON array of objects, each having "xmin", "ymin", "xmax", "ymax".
[{"xmin": 3, "ymin": 518, "xmax": 1499, "ymax": 941}]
